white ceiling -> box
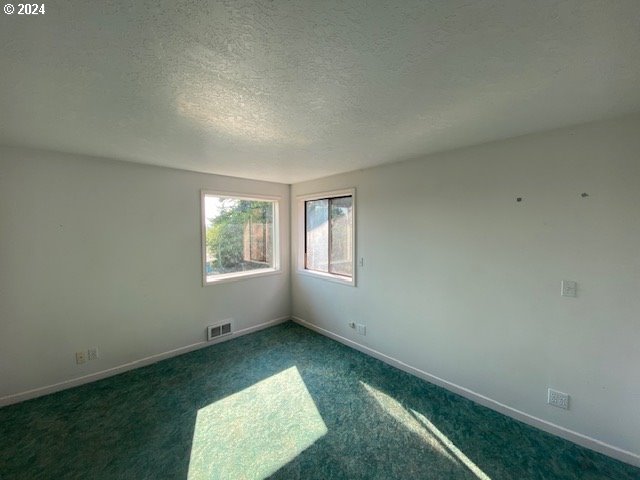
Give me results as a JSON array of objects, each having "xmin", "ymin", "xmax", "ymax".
[{"xmin": 1, "ymin": 1, "xmax": 639, "ymax": 184}]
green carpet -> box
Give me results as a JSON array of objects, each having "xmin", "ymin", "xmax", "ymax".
[{"xmin": 1, "ymin": 322, "xmax": 638, "ymax": 479}]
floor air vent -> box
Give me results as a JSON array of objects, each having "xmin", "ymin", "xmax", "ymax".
[{"xmin": 207, "ymin": 321, "xmax": 233, "ymax": 341}]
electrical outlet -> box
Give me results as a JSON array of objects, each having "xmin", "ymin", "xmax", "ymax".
[
  {"xmin": 356, "ymin": 323, "xmax": 366, "ymax": 336},
  {"xmin": 75, "ymin": 351, "xmax": 86, "ymax": 364},
  {"xmin": 88, "ymin": 347, "xmax": 99, "ymax": 361},
  {"xmin": 548, "ymin": 388, "xmax": 570, "ymax": 409}
]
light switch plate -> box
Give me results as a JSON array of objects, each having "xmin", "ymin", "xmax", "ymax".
[{"xmin": 561, "ymin": 280, "xmax": 577, "ymax": 297}]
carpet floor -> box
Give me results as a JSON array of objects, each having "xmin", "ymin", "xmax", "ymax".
[{"xmin": 1, "ymin": 321, "xmax": 638, "ymax": 479}]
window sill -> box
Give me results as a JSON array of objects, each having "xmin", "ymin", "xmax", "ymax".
[
  {"xmin": 204, "ymin": 268, "xmax": 282, "ymax": 286},
  {"xmin": 296, "ymin": 268, "xmax": 355, "ymax": 287}
]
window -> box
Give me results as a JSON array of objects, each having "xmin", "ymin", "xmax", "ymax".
[
  {"xmin": 202, "ymin": 192, "xmax": 279, "ymax": 284},
  {"xmin": 298, "ymin": 189, "xmax": 355, "ymax": 285}
]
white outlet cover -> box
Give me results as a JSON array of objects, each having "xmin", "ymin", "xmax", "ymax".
[{"xmin": 547, "ymin": 388, "xmax": 570, "ymax": 409}]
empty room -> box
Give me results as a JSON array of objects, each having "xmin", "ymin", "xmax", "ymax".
[{"xmin": 1, "ymin": 1, "xmax": 639, "ymax": 479}]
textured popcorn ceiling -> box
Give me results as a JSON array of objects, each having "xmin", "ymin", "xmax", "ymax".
[{"xmin": 1, "ymin": 0, "xmax": 639, "ymax": 183}]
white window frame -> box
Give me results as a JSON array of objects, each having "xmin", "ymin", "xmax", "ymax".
[
  {"xmin": 201, "ymin": 190, "xmax": 281, "ymax": 285},
  {"xmin": 296, "ymin": 188, "xmax": 356, "ymax": 287}
]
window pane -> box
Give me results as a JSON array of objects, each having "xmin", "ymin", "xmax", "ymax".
[
  {"xmin": 329, "ymin": 196, "xmax": 353, "ymax": 277},
  {"xmin": 305, "ymin": 199, "xmax": 329, "ymax": 272},
  {"xmin": 204, "ymin": 196, "xmax": 274, "ymax": 280}
]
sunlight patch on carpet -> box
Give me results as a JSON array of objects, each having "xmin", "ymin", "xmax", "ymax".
[
  {"xmin": 411, "ymin": 408, "xmax": 492, "ymax": 480},
  {"xmin": 188, "ymin": 366, "xmax": 327, "ymax": 479},
  {"xmin": 361, "ymin": 382, "xmax": 491, "ymax": 480}
]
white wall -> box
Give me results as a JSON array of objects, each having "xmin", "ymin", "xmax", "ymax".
[
  {"xmin": 291, "ymin": 114, "xmax": 640, "ymax": 461},
  {"xmin": 1, "ymin": 115, "xmax": 638, "ymax": 464},
  {"xmin": 0, "ymin": 147, "xmax": 290, "ymax": 401}
]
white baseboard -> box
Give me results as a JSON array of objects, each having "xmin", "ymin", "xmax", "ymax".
[
  {"xmin": 0, "ymin": 316, "xmax": 289, "ymax": 408},
  {"xmin": 292, "ymin": 316, "xmax": 640, "ymax": 468}
]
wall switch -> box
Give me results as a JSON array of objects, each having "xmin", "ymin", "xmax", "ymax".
[
  {"xmin": 88, "ymin": 347, "xmax": 99, "ymax": 361},
  {"xmin": 356, "ymin": 324, "xmax": 366, "ymax": 336},
  {"xmin": 75, "ymin": 351, "xmax": 86, "ymax": 364},
  {"xmin": 561, "ymin": 280, "xmax": 577, "ymax": 297},
  {"xmin": 548, "ymin": 388, "xmax": 570, "ymax": 409},
  {"xmin": 359, "ymin": 257, "xmax": 364, "ymax": 267}
]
